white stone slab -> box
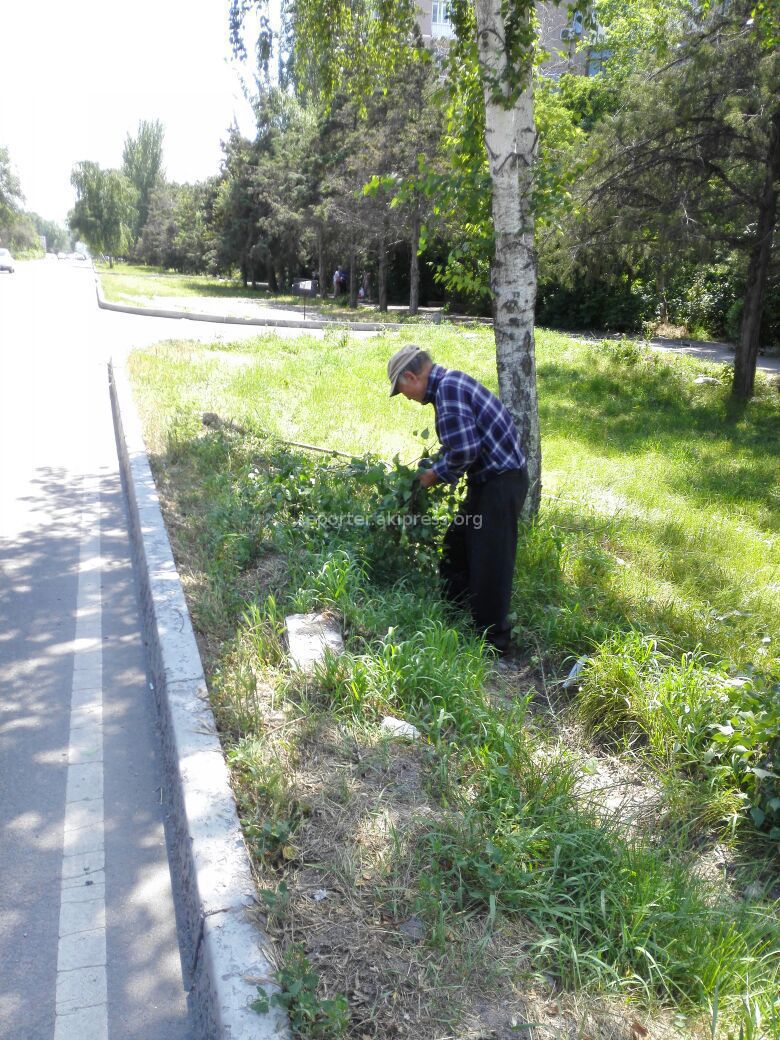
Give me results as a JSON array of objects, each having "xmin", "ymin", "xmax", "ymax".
[
  {"xmin": 60, "ymin": 849, "xmax": 104, "ymax": 881},
  {"xmin": 380, "ymin": 716, "xmax": 421, "ymax": 740},
  {"xmin": 59, "ymin": 897, "xmax": 106, "ymax": 938},
  {"xmin": 57, "ymin": 929, "xmax": 106, "ymax": 972},
  {"xmin": 60, "ymin": 880, "xmax": 105, "ymax": 904},
  {"xmin": 65, "ymin": 762, "xmax": 103, "ymax": 803},
  {"xmin": 285, "ymin": 613, "xmax": 344, "ymax": 672},
  {"xmin": 54, "ymin": 1001, "xmax": 108, "ymax": 1040},
  {"xmin": 63, "ymin": 800, "xmax": 103, "ymax": 834},
  {"xmin": 62, "ymin": 826, "xmax": 104, "ymax": 858}
]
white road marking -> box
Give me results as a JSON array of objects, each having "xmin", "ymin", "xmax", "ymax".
[{"xmin": 55, "ymin": 475, "xmax": 108, "ymax": 1040}]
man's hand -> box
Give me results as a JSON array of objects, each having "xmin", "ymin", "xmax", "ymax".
[{"xmin": 417, "ymin": 468, "xmax": 439, "ymax": 489}]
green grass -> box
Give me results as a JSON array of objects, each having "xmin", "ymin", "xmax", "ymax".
[
  {"xmin": 97, "ymin": 262, "xmax": 275, "ymax": 302},
  {"xmin": 97, "ymin": 262, "xmax": 426, "ymax": 321},
  {"xmin": 130, "ymin": 326, "xmax": 780, "ymax": 660},
  {"xmin": 129, "ymin": 325, "xmax": 780, "ymax": 1038}
]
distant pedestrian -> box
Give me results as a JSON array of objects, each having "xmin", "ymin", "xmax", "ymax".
[
  {"xmin": 333, "ymin": 268, "xmax": 340, "ymax": 297},
  {"xmin": 387, "ymin": 345, "xmax": 528, "ymax": 655}
]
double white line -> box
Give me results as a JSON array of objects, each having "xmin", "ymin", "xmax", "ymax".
[{"xmin": 54, "ymin": 473, "xmax": 108, "ymax": 1040}]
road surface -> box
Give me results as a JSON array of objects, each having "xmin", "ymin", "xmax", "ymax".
[{"xmin": 0, "ymin": 260, "xmax": 263, "ymax": 1040}]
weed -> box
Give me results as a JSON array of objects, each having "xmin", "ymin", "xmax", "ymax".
[
  {"xmin": 129, "ymin": 325, "xmax": 780, "ymax": 1037},
  {"xmin": 576, "ymin": 633, "xmax": 780, "ymax": 837},
  {"xmin": 252, "ymin": 944, "xmax": 349, "ymax": 1038}
]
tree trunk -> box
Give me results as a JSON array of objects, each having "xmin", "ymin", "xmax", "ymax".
[
  {"xmin": 732, "ymin": 107, "xmax": 780, "ymax": 402},
  {"xmin": 267, "ymin": 259, "xmax": 277, "ymax": 293},
  {"xmin": 317, "ymin": 225, "xmax": 327, "ymax": 299},
  {"xmin": 474, "ymin": 0, "xmax": 541, "ymax": 517},
  {"xmin": 409, "ymin": 207, "xmax": 421, "ymax": 316},
  {"xmin": 656, "ymin": 265, "xmax": 668, "ymax": 325},
  {"xmin": 349, "ymin": 245, "xmax": 358, "ymax": 308},
  {"xmin": 378, "ymin": 223, "xmax": 388, "ymax": 312}
]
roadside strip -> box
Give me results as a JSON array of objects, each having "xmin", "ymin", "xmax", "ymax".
[
  {"xmin": 108, "ymin": 359, "xmax": 289, "ymax": 1040},
  {"xmin": 94, "ymin": 276, "xmax": 780, "ymax": 376},
  {"xmin": 96, "ymin": 276, "xmax": 402, "ymax": 332}
]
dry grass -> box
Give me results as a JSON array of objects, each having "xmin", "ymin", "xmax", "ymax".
[{"xmin": 226, "ymin": 669, "xmax": 684, "ymax": 1040}]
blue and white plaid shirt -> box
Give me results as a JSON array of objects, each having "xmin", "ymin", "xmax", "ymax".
[{"xmin": 425, "ymin": 365, "xmax": 526, "ymax": 485}]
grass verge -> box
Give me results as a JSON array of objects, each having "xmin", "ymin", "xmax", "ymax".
[
  {"xmin": 129, "ymin": 325, "xmax": 780, "ymax": 1039},
  {"xmin": 96, "ymin": 262, "xmax": 430, "ymax": 321}
]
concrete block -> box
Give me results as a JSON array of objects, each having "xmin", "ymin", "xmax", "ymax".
[
  {"xmin": 285, "ymin": 613, "xmax": 344, "ymax": 672},
  {"xmin": 190, "ymin": 907, "xmax": 287, "ymax": 1040}
]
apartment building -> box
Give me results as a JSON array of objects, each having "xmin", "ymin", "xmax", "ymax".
[{"xmin": 416, "ymin": 1, "xmax": 604, "ymax": 76}]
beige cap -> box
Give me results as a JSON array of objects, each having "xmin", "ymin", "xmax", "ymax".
[{"xmin": 387, "ymin": 344, "xmax": 423, "ymax": 396}]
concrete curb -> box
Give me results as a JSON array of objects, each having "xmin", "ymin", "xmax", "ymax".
[
  {"xmin": 108, "ymin": 359, "xmax": 289, "ymax": 1040},
  {"xmin": 95, "ymin": 274, "xmax": 406, "ymax": 332}
]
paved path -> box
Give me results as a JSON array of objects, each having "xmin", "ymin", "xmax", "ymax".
[
  {"xmin": 95, "ymin": 274, "xmax": 780, "ymax": 378},
  {"xmin": 0, "ymin": 261, "xmax": 225, "ymax": 1040},
  {"xmin": 618, "ymin": 333, "xmax": 779, "ymax": 377}
]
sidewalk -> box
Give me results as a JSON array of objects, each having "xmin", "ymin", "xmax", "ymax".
[
  {"xmin": 94, "ymin": 277, "xmax": 780, "ymax": 378},
  {"xmin": 571, "ymin": 329, "xmax": 780, "ymax": 377}
]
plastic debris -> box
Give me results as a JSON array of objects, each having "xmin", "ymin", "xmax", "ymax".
[
  {"xmin": 380, "ymin": 716, "xmax": 421, "ymax": 740},
  {"xmin": 563, "ymin": 656, "xmax": 589, "ymax": 690}
]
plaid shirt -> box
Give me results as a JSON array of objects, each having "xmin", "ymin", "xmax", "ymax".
[{"xmin": 425, "ymin": 365, "xmax": 526, "ymax": 485}]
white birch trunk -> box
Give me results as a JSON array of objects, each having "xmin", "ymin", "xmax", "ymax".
[{"xmin": 474, "ymin": 0, "xmax": 541, "ymax": 516}]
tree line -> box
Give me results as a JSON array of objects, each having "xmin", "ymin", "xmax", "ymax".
[
  {"xmin": 63, "ymin": 0, "xmax": 776, "ymax": 424},
  {"xmin": 0, "ymin": 146, "xmax": 71, "ymax": 254}
]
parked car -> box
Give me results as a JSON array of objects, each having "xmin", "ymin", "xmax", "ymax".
[{"xmin": 0, "ymin": 248, "xmax": 15, "ymax": 273}]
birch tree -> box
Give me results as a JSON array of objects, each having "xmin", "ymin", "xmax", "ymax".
[
  {"xmin": 230, "ymin": 0, "xmax": 569, "ymax": 516},
  {"xmin": 468, "ymin": 0, "xmax": 541, "ymax": 510}
]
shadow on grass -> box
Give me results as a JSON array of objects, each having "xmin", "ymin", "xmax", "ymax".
[
  {"xmin": 515, "ymin": 496, "xmax": 774, "ymax": 661},
  {"xmin": 538, "ymin": 357, "xmax": 780, "ymax": 515}
]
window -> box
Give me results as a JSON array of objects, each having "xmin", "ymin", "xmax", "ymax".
[
  {"xmin": 431, "ymin": 0, "xmax": 454, "ymax": 37},
  {"xmin": 560, "ymin": 10, "xmax": 584, "ymax": 41},
  {"xmin": 586, "ymin": 48, "xmax": 611, "ymax": 76}
]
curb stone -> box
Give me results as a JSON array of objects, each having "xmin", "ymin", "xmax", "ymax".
[
  {"xmin": 108, "ymin": 359, "xmax": 289, "ymax": 1040},
  {"xmin": 95, "ymin": 275, "xmax": 405, "ymax": 332}
]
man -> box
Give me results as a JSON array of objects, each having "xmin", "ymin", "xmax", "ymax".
[{"xmin": 387, "ymin": 344, "xmax": 528, "ymax": 655}]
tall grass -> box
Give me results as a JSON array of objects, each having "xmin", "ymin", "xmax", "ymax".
[{"xmin": 129, "ymin": 325, "xmax": 780, "ymax": 1035}]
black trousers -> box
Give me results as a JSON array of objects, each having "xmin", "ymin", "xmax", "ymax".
[{"xmin": 439, "ymin": 468, "xmax": 528, "ymax": 653}]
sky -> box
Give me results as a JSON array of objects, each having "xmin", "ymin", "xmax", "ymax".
[{"xmin": 0, "ymin": 0, "xmax": 261, "ymax": 225}]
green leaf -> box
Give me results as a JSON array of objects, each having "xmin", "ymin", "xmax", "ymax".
[
  {"xmin": 749, "ymin": 766, "xmax": 778, "ymax": 780},
  {"xmin": 251, "ymin": 988, "xmax": 271, "ymax": 1015},
  {"xmin": 710, "ymin": 723, "xmax": 735, "ymax": 736},
  {"xmin": 750, "ymin": 806, "xmax": 766, "ymax": 827}
]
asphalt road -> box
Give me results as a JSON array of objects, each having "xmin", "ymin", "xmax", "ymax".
[{"xmin": 0, "ymin": 260, "xmax": 259, "ymax": 1040}]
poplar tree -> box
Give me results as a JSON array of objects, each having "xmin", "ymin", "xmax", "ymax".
[{"xmin": 122, "ymin": 120, "xmax": 166, "ymax": 248}]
